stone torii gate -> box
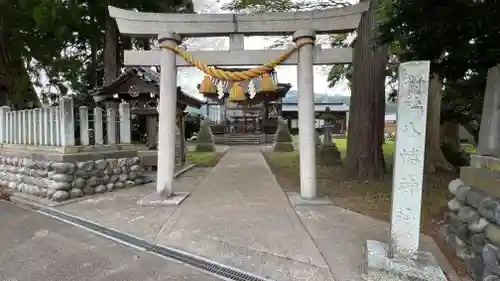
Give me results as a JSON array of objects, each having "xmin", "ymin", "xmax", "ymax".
[
  {"xmin": 108, "ymin": 3, "xmax": 369, "ymax": 202},
  {"xmin": 108, "ymin": 5, "xmax": 450, "ymax": 281}
]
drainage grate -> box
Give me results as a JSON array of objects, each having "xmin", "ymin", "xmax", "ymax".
[
  {"xmin": 152, "ymin": 246, "xmax": 264, "ymax": 281},
  {"xmin": 38, "ymin": 208, "xmax": 272, "ymax": 281}
]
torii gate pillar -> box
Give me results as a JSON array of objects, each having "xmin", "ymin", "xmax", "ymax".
[
  {"xmin": 294, "ymin": 29, "xmax": 317, "ymax": 199},
  {"xmin": 157, "ymin": 32, "xmax": 181, "ymax": 198},
  {"xmin": 139, "ymin": 32, "xmax": 191, "ymax": 205}
]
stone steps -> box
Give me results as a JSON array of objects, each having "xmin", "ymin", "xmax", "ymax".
[
  {"xmin": 228, "ymin": 134, "xmax": 262, "ymax": 145},
  {"xmin": 213, "ymin": 134, "xmax": 276, "ymax": 145}
]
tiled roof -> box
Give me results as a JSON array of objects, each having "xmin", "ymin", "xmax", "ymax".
[{"xmin": 93, "ymin": 66, "xmax": 205, "ymax": 107}]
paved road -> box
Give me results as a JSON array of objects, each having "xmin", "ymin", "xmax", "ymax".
[{"xmin": 0, "ymin": 201, "xmax": 222, "ymax": 281}]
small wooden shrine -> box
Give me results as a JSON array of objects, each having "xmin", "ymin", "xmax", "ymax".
[
  {"xmin": 93, "ymin": 67, "xmax": 204, "ymax": 152},
  {"xmin": 198, "ymin": 68, "xmax": 292, "ymax": 139}
]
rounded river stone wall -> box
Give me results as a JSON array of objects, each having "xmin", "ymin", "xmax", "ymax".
[
  {"xmin": 441, "ymin": 179, "xmax": 500, "ymax": 281},
  {"xmin": 0, "ymin": 156, "xmax": 151, "ymax": 202}
]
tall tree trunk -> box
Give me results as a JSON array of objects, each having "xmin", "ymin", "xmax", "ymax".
[
  {"xmin": 0, "ymin": 28, "xmax": 12, "ymax": 107},
  {"xmin": 425, "ymin": 74, "xmax": 454, "ymax": 173},
  {"xmin": 440, "ymin": 121, "xmax": 460, "ymax": 152},
  {"xmin": 10, "ymin": 58, "xmax": 40, "ymax": 109},
  {"xmin": 0, "ymin": 29, "xmax": 39, "ymax": 109},
  {"xmin": 104, "ymin": 12, "xmax": 119, "ymax": 85},
  {"xmin": 345, "ymin": 0, "xmax": 387, "ymax": 180},
  {"xmin": 142, "ymin": 39, "xmax": 151, "ymax": 51},
  {"xmin": 89, "ymin": 38, "xmax": 98, "ymax": 89},
  {"xmin": 118, "ymin": 35, "xmax": 132, "ymax": 72}
]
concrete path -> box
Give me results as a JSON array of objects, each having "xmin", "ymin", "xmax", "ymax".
[
  {"xmin": 155, "ymin": 146, "xmax": 332, "ymax": 281},
  {"xmin": 290, "ymin": 198, "xmax": 461, "ymax": 281},
  {"xmin": 52, "ymin": 146, "xmax": 461, "ymax": 281},
  {"xmin": 57, "ymin": 147, "xmax": 332, "ymax": 281},
  {"xmin": 57, "ymin": 168, "xmax": 212, "ymax": 242},
  {"xmin": 0, "ymin": 201, "xmax": 222, "ymax": 281}
]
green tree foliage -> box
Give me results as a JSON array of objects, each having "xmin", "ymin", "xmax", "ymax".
[
  {"xmin": 0, "ymin": 0, "xmax": 79, "ymax": 108},
  {"xmin": 327, "ymin": 34, "xmax": 352, "ymax": 88},
  {"xmin": 375, "ymin": 0, "xmax": 500, "ymax": 172},
  {"xmin": 223, "ymin": 0, "xmax": 349, "ymax": 13},
  {"xmin": 0, "ymin": 0, "xmax": 193, "ymax": 108},
  {"xmin": 378, "ymin": 0, "xmax": 500, "ymax": 132},
  {"xmin": 185, "ymin": 113, "xmax": 202, "ymax": 139}
]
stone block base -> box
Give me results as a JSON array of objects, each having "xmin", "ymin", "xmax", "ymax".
[
  {"xmin": 287, "ymin": 192, "xmax": 333, "ymax": 206},
  {"xmin": 469, "ymin": 154, "xmax": 500, "ymax": 170},
  {"xmin": 0, "ymin": 154, "xmax": 147, "ymax": 203},
  {"xmin": 0, "ymin": 144, "xmax": 143, "ymax": 161},
  {"xmin": 460, "ymin": 166, "xmax": 500, "ymax": 198},
  {"xmin": 362, "ymin": 240, "xmax": 447, "ymax": 281},
  {"xmin": 137, "ymin": 192, "xmax": 190, "ymax": 206},
  {"xmin": 273, "ymin": 142, "xmax": 295, "ymax": 152},
  {"xmin": 317, "ymin": 144, "xmax": 341, "ymax": 166}
]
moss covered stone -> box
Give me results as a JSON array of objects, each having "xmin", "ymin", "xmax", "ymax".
[
  {"xmin": 273, "ymin": 117, "xmax": 295, "ymax": 152},
  {"xmin": 317, "ymin": 143, "xmax": 342, "ymax": 166},
  {"xmin": 195, "ymin": 120, "xmax": 215, "ymax": 152}
]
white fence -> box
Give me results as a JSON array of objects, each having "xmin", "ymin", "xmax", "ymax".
[{"xmin": 0, "ymin": 96, "xmax": 131, "ymax": 147}]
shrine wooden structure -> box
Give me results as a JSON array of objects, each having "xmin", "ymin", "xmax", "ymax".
[{"xmin": 93, "ymin": 67, "xmax": 204, "ymax": 151}]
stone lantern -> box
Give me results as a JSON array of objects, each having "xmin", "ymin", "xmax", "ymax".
[
  {"xmin": 317, "ymin": 107, "xmax": 341, "ymax": 165},
  {"xmin": 320, "ymin": 107, "xmax": 336, "ymax": 145}
]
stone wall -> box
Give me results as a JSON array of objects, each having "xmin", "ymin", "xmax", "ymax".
[
  {"xmin": 441, "ymin": 179, "xmax": 500, "ymax": 281},
  {"xmin": 0, "ymin": 155, "xmax": 150, "ymax": 202}
]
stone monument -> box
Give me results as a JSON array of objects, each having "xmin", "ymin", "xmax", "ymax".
[
  {"xmin": 362, "ymin": 61, "xmax": 447, "ymax": 281},
  {"xmin": 460, "ymin": 65, "xmax": 500, "ymax": 198},
  {"xmin": 477, "ymin": 65, "xmax": 500, "ymax": 157}
]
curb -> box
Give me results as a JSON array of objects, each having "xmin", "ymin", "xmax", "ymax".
[
  {"xmin": 10, "ymin": 194, "xmax": 45, "ymax": 211},
  {"xmin": 175, "ymin": 163, "xmax": 196, "ymax": 178}
]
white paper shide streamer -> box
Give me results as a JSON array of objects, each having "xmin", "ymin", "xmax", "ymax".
[
  {"xmin": 248, "ymin": 80, "xmax": 257, "ymax": 99},
  {"xmin": 217, "ymin": 80, "xmax": 225, "ymax": 99}
]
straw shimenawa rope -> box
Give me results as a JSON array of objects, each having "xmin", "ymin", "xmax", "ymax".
[{"xmin": 159, "ymin": 38, "xmax": 315, "ymax": 82}]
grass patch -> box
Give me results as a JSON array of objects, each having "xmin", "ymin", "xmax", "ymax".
[
  {"xmin": 264, "ymin": 138, "xmax": 467, "ymax": 276},
  {"xmin": 187, "ymin": 151, "xmax": 224, "ymax": 167},
  {"xmin": 290, "ymin": 135, "xmax": 395, "ymax": 157},
  {"xmin": 461, "ymin": 143, "xmax": 477, "ymax": 153}
]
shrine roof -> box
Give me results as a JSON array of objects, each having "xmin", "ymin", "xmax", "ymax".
[{"xmin": 93, "ymin": 67, "xmax": 205, "ymax": 109}]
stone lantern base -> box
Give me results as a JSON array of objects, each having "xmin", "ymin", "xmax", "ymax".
[
  {"xmin": 362, "ymin": 240, "xmax": 447, "ymax": 281},
  {"xmin": 317, "ymin": 143, "xmax": 341, "ymax": 166}
]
